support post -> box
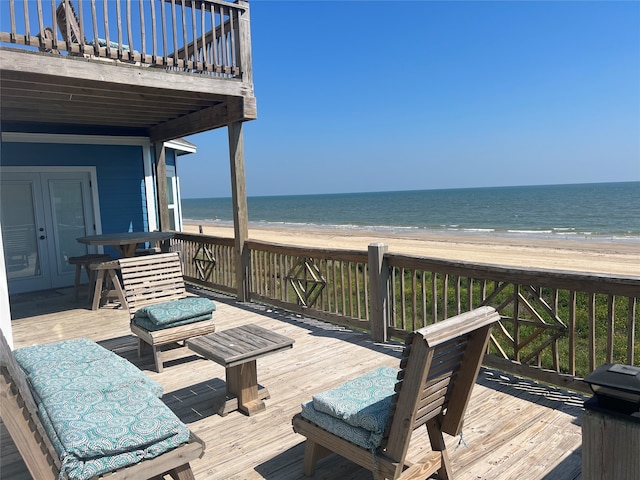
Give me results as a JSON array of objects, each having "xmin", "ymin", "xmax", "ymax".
[
  {"xmin": 583, "ymin": 408, "xmax": 640, "ymax": 479},
  {"xmin": 228, "ymin": 121, "xmax": 250, "ymax": 301},
  {"xmin": 154, "ymin": 142, "xmax": 170, "ymax": 231},
  {"xmin": 369, "ymin": 243, "xmax": 389, "ymax": 342}
]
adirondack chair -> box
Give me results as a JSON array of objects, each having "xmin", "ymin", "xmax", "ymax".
[
  {"xmin": 0, "ymin": 329, "xmax": 204, "ymax": 480},
  {"xmin": 55, "ymin": 0, "xmax": 85, "ymax": 54},
  {"xmin": 118, "ymin": 252, "xmax": 216, "ymax": 373},
  {"xmin": 56, "ymin": 0, "xmax": 132, "ymax": 58},
  {"xmin": 292, "ymin": 306, "xmax": 499, "ymax": 479}
]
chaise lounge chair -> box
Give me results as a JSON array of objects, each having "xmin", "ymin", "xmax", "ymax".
[{"xmin": 0, "ymin": 329, "xmax": 204, "ymax": 480}]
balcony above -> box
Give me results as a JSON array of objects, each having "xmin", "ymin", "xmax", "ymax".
[{"xmin": 0, "ymin": 0, "xmax": 256, "ymax": 142}]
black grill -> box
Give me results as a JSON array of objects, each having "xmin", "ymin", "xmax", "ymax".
[{"xmin": 584, "ymin": 363, "xmax": 640, "ymax": 420}]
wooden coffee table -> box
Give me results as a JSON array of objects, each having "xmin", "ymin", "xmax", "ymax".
[{"xmin": 187, "ymin": 324, "xmax": 294, "ymax": 416}]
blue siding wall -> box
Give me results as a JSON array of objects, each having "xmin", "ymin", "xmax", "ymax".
[
  {"xmin": 168, "ymin": 151, "xmax": 177, "ymax": 168},
  {"xmin": 2, "ymin": 142, "xmax": 148, "ymax": 235}
]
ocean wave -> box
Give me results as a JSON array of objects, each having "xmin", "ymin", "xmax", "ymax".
[
  {"xmin": 182, "ymin": 220, "xmax": 640, "ymax": 243},
  {"xmin": 507, "ymin": 230, "xmax": 554, "ymax": 234},
  {"xmin": 210, "ymin": 219, "xmax": 424, "ymax": 234}
]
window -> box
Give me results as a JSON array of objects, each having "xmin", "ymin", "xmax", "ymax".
[{"xmin": 165, "ymin": 166, "xmax": 181, "ymax": 231}]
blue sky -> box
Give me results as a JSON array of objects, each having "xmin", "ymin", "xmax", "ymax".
[{"xmin": 180, "ymin": 0, "xmax": 640, "ymax": 199}]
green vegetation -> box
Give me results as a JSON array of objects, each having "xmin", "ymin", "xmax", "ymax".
[
  {"xmin": 385, "ymin": 268, "xmax": 639, "ymax": 378},
  {"xmin": 279, "ymin": 258, "xmax": 638, "ymax": 379}
]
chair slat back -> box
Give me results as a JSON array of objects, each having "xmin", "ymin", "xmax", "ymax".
[
  {"xmin": 118, "ymin": 252, "xmax": 188, "ymax": 316},
  {"xmin": 55, "ymin": 0, "xmax": 84, "ymax": 44},
  {"xmin": 384, "ymin": 306, "xmax": 499, "ymax": 461}
]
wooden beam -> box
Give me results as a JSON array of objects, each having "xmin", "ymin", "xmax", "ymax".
[
  {"xmin": 155, "ymin": 142, "xmax": 170, "ymax": 231},
  {"xmin": 149, "ymin": 97, "xmax": 256, "ymax": 143},
  {"xmin": 228, "ymin": 121, "xmax": 250, "ymax": 302},
  {"xmin": 0, "ymin": 49, "xmax": 251, "ymax": 97},
  {"xmin": 0, "ymin": 71, "xmax": 231, "ymax": 104},
  {"xmin": 0, "ymin": 79, "xmax": 219, "ymax": 108}
]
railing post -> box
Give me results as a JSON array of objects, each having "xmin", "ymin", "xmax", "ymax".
[
  {"xmin": 237, "ymin": 0, "xmax": 253, "ymax": 86},
  {"xmin": 369, "ymin": 243, "xmax": 389, "ymax": 342}
]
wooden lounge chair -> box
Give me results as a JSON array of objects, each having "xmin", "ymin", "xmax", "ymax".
[
  {"xmin": 56, "ymin": 0, "xmax": 133, "ymax": 60},
  {"xmin": 118, "ymin": 252, "xmax": 216, "ymax": 373},
  {"xmin": 55, "ymin": 0, "xmax": 86, "ymax": 55},
  {"xmin": 292, "ymin": 306, "xmax": 500, "ymax": 479},
  {"xmin": 0, "ymin": 329, "xmax": 204, "ymax": 480}
]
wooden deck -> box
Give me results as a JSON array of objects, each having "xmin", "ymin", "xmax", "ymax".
[{"xmin": 2, "ymin": 287, "xmax": 586, "ymax": 480}]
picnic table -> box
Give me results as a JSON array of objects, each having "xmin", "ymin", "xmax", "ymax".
[{"xmin": 77, "ymin": 231, "xmax": 174, "ymax": 258}]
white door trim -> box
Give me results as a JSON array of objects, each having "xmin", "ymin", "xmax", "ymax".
[{"xmin": 143, "ymin": 146, "xmax": 158, "ymax": 232}]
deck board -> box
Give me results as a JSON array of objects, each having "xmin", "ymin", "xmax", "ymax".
[{"xmin": 2, "ymin": 287, "xmax": 585, "ymax": 480}]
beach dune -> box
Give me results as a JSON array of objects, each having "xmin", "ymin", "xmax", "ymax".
[{"xmin": 183, "ymin": 222, "xmax": 639, "ymax": 276}]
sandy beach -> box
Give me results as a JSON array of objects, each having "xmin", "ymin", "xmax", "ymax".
[{"xmin": 183, "ymin": 222, "xmax": 639, "ymax": 276}]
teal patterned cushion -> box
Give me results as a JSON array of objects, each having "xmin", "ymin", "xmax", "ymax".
[
  {"xmin": 14, "ymin": 339, "xmax": 190, "ymax": 479},
  {"xmin": 311, "ymin": 366, "xmax": 398, "ymax": 434},
  {"xmin": 132, "ymin": 297, "xmax": 216, "ymax": 326},
  {"xmin": 300, "ymin": 401, "xmax": 384, "ymax": 450},
  {"xmin": 133, "ymin": 313, "xmax": 212, "ymax": 332},
  {"xmin": 42, "ymin": 385, "xmax": 189, "ymax": 480},
  {"xmin": 14, "ymin": 338, "xmax": 163, "ymax": 398}
]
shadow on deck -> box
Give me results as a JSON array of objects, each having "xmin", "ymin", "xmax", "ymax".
[{"xmin": 2, "ymin": 287, "xmax": 586, "ymax": 480}]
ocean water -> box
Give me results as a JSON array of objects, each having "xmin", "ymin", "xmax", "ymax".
[{"xmin": 182, "ymin": 182, "xmax": 640, "ymax": 242}]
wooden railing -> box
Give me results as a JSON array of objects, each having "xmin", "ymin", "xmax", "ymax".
[
  {"xmin": 172, "ymin": 232, "xmax": 236, "ymax": 294},
  {"xmin": 248, "ymin": 240, "xmax": 371, "ymax": 329},
  {"xmin": 379, "ymin": 248, "xmax": 638, "ymax": 392},
  {"xmin": 0, "ymin": 0, "xmax": 249, "ymax": 77},
  {"xmin": 172, "ymin": 232, "xmax": 639, "ymax": 392}
]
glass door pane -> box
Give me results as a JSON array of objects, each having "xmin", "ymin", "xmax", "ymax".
[
  {"xmin": 2, "ymin": 170, "xmax": 96, "ymax": 294},
  {"xmin": 166, "ymin": 166, "xmax": 181, "ymax": 231},
  {"xmin": 166, "ymin": 175, "xmax": 176, "ymax": 230},
  {"xmin": 47, "ymin": 178, "xmax": 89, "ymax": 277},
  {"xmin": 0, "ymin": 179, "xmax": 43, "ymax": 281}
]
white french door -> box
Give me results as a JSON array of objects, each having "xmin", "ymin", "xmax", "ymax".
[{"xmin": 1, "ymin": 169, "xmax": 97, "ymax": 294}]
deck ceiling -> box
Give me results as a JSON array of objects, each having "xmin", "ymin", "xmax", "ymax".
[{"xmin": 0, "ymin": 48, "xmax": 256, "ymax": 142}]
